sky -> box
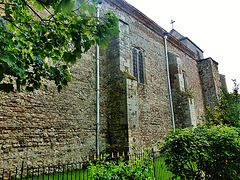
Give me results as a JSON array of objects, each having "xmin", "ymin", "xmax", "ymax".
[{"xmin": 125, "ymin": 0, "xmax": 240, "ymax": 91}]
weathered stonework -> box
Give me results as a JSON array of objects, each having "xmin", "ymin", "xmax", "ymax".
[
  {"xmin": 198, "ymin": 58, "xmax": 222, "ymax": 109},
  {"xmin": 168, "ymin": 52, "xmax": 199, "ymax": 128},
  {"xmin": 0, "ymin": 0, "xmax": 226, "ymax": 169},
  {"xmin": 0, "ymin": 46, "xmax": 99, "ymax": 168},
  {"xmin": 220, "ymin": 74, "xmax": 227, "ymax": 90}
]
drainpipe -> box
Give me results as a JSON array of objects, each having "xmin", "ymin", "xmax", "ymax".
[
  {"xmin": 96, "ymin": 1, "xmax": 101, "ymax": 158},
  {"xmin": 164, "ymin": 32, "xmax": 176, "ymax": 132}
]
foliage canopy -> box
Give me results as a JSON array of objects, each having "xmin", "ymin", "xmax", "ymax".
[
  {"xmin": 204, "ymin": 80, "xmax": 240, "ymax": 128},
  {"xmin": 160, "ymin": 81, "xmax": 240, "ymax": 179},
  {"xmin": 0, "ymin": 0, "xmax": 119, "ymax": 92},
  {"xmin": 160, "ymin": 125, "xmax": 240, "ymax": 180},
  {"xmin": 88, "ymin": 153, "xmax": 155, "ymax": 180}
]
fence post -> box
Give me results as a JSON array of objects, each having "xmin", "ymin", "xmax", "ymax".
[
  {"xmin": 66, "ymin": 163, "xmax": 69, "ymax": 180},
  {"xmin": 62, "ymin": 164, "xmax": 65, "ymax": 180},
  {"xmin": 70, "ymin": 163, "xmax": 73, "ymax": 180},
  {"xmin": 42, "ymin": 164, "xmax": 45, "ymax": 180},
  {"xmin": 15, "ymin": 166, "xmax": 18, "ymax": 179},
  {"xmin": 32, "ymin": 165, "xmax": 34, "ymax": 180},
  {"xmin": 2, "ymin": 169, "xmax": 4, "ymax": 180},
  {"xmin": 152, "ymin": 148, "xmax": 155, "ymax": 178},
  {"xmin": 20, "ymin": 161, "xmax": 24, "ymax": 180},
  {"xmin": 8, "ymin": 164, "xmax": 12, "ymax": 179},
  {"xmin": 37, "ymin": 165, "xmax": 40, "ymax": 180},
  {"xmin": 26, "ymin": 165, "xmax": 29, "ymax": 179},
  {"xmin": 48, "ymin": 165, "xmax": 50, "ymax": 180}
]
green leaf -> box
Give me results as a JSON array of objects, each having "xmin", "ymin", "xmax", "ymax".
[
  {"xmin": 0, "ymin": 0, "xmax": 119, "ymax": 93},
  {"xmin": 57, "ymin": 0, "xmax": 76, "ymax": 14},
  {"xmin": 1, "ymin": 56, "xmax": 14, "ymax": 66}
]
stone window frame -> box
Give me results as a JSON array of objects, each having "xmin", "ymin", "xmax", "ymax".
[
  {"xmin": 132, "ymin": 47, "xmax": 145, "ymax": 84},
  {"xmin": 182, "ymin": 70, "xmax": 188, "ymax": 91}
]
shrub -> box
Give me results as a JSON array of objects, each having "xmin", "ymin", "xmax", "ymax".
[
  {"xmin": 204, "ymin": 80, "xmax": 240, "ymax": 128},
  {"xmin": 160, "ymin": 125, "xmax": 240, "ymax": 180},
  {"xmin": 88, "ymin": 153, "xmax": 155, "ymax": 180}
]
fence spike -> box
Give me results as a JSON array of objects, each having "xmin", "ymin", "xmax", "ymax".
[
  {"xmin": 63, "ymin": 158, "xmax": 65, "ymax": 164},
  {"xmin": 100, "ymin": 153, "xmax": 103, "ymax": 160},
  {"xmin": 9, "ymin": 163, "xmax": 12, "ymax": 170},
  {"xmin": 79, "ymin": 156, "xmax": 82, "ymax": 162},
  {"xmin": 94, "ymin": 154, "xmax": 96, "ymax": 160},
  {"xmin": 122, "ymin": 151, "xmax": 125, "ymax": 157},
  {"xmin": 87, "ymin": 155, "xmax": 89, "ymax": 161},
  {"xmin": 112, "ymin": 152, "xmax": 114, "ymax": 158},
  {"xmin": 128, "ymin": 152, "xmax": 131, "ymax": 159},
  {"xmin": 33, "ymin": 161, "xmax": 36, "ymax": 167},
  {"xmin": 44, "ymin": 160, "xmax": 46, "ymax": 166},
  {"xmin": 71, "ymin": 157, "xmax": 74, "ymax": 163},
  {"xmin": 117, "ymin": 152, "xmax": 119, "ymax": 157},
  {"xmin": 53, "ymin": 159, "xmax": 56, "ymax": 165}
]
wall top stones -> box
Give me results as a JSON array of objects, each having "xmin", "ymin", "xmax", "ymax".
[
  {"xmin": 198, "ymin": 57, "xmax": 219, "ymax": 65},
  {"xmin": 170, "ymin": 29, "xmax": 204, "ymax": 60},
  {"xmin": 105, "ymin": 0, "xmax": 197, "ymax": 60}
]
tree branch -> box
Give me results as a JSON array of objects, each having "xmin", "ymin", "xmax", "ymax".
[
  {"xmin": 38, "ymin": 2, "xmax": 58, "ymax": 22},
  {"xmin": 22, "ymin": 0, "xmax": 44, "ymax": 21},
  {"xmin": 3, "ymin": 16, "xmax": 28, "ymax": 39},
  {"xmin": 0, "ymin": 2, "xmax": 16, "ymax": 6}
]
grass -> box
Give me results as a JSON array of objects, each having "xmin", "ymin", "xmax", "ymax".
[
  {"xmin": 153, "ymin": 156, "xmax": 175, "ymax": 180},
  {"xmin": 13, "ymin": 156, "xmax": 175, "ymax": 180},
  {"xmin": 20, "ymin": 166, "xmax": 91, "ymax": 180}
]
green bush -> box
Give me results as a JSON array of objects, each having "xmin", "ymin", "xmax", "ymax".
[
  {"xmin": 88, "ymin": 153, "xmax": 155, "ymax": 180},
  {"xmin": 160, "ymin": 125, "xmax": 240, "ymax": 180},
  {"xmin": 204, "ymin": 80, "xmax": 240, "ymax": 128}
]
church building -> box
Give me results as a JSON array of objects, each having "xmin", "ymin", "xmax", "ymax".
[{"xmin": 0, "ymin": 0, "xmax": 226, "ymax": 168}]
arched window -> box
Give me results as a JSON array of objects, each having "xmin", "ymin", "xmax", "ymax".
[
  {"xmin": 132, "ymin": 48, "xmax": 144, "ymax": 83},
  {"xmin": 182, "ymin": 71, "xmax": 187, "ymax": 91}
]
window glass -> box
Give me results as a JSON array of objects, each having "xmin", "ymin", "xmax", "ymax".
[
  {"xmin": 138, "ymin": 51, "xmax": 144, "ymax": 83},
  {"xmin": 132, "ymin": 48, "xmax": 144, "ymax": 83},
  {"xmin": 132, "ymin": 48, "xmax": 138, "ymax": 80}
]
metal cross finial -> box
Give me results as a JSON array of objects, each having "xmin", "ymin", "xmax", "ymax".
[{"xmin": 170, "ymin": 20, "xmax": 175, "ymax": 30}]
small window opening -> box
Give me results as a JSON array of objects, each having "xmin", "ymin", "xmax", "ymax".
[
  {"xmin": 183, "ymin": 71, "xmax": 187, "ymax": 91},
  {"xmin": 132, "ymin": 48, "xmax": 144, "ymax": 83}
]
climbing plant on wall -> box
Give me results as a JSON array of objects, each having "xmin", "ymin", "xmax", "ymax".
[{"xmin": 0, "ymin": 0, "xmax": 119, "ymax": 92}]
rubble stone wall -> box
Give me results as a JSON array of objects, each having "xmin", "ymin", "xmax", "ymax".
[
  {"xmin": 0, "ymin": 46, "xmax": 101, "ymax": 168},
  {"xmin": 0, "ymin": 0, "xmax": 226, "ymax": 170},
  {"xmin": 167, "ymin": 43, "xmax": 205, "ymax": 126},
  {"xmin": 198, "ymin": 58, "xmax": 221, "ymax": 109}
]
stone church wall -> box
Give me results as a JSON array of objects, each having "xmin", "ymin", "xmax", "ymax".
[
  {"xmin": 128, "ymin": 21, "xmax": 173, "ymax": 149},
  {"xmin": 167, "ymin": 43, "xmax": 205, "ymax": 128},
  {"xmin": 0, "ymin": 0, "xmax": 225, "ymax": 170},
  {"xmin": 198, "ymin": 58, "xmax": 221, "ymax": 109},
  {"xmin": 0, "ymin": 46, "xmax": 102, "ymax": 168},
  {"xmin": 102, "ymin": 0, "xmax": 173, "ymax": 151}
]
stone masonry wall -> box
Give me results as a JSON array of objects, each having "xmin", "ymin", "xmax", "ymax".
[
  {"xmin": 168, "ymin": 52, "xmax": 197, "ymax": 128},
  {"xmin": 0, "ymin": 46, "xmax": 102, "ymax": 169},
  {"xmin": 211, "ymin": 60, "xmax": 222, "ymax": 96},
  {"xmin": 220, "ymin": 74, "xmax": 227, "ymax": 90},
  {"xmin": 128, "ymin": 14, "xmax": 173, "ymax": 149},
  {"xmin": 103, "ymin": 0, "xmax": 173, "ymax": 151},
  {"xmin": 198, "ymin": 58, "xmax": 221, "ymax": 109},
  {"xmin": 167, "ymin": 42, "xmax": 205, "ymax": 126},
  {"xmin": 0, "ymin": 0, "xmax": 225, "ymax": 170},
  {"xmin": 104, "ymin": 33, "xmax": 129, "ymax": 154}
]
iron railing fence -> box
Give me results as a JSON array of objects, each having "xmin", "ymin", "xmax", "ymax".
[{"xmin": 0, "ymin": 150, "xmax": 173, "ymax": 180}]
